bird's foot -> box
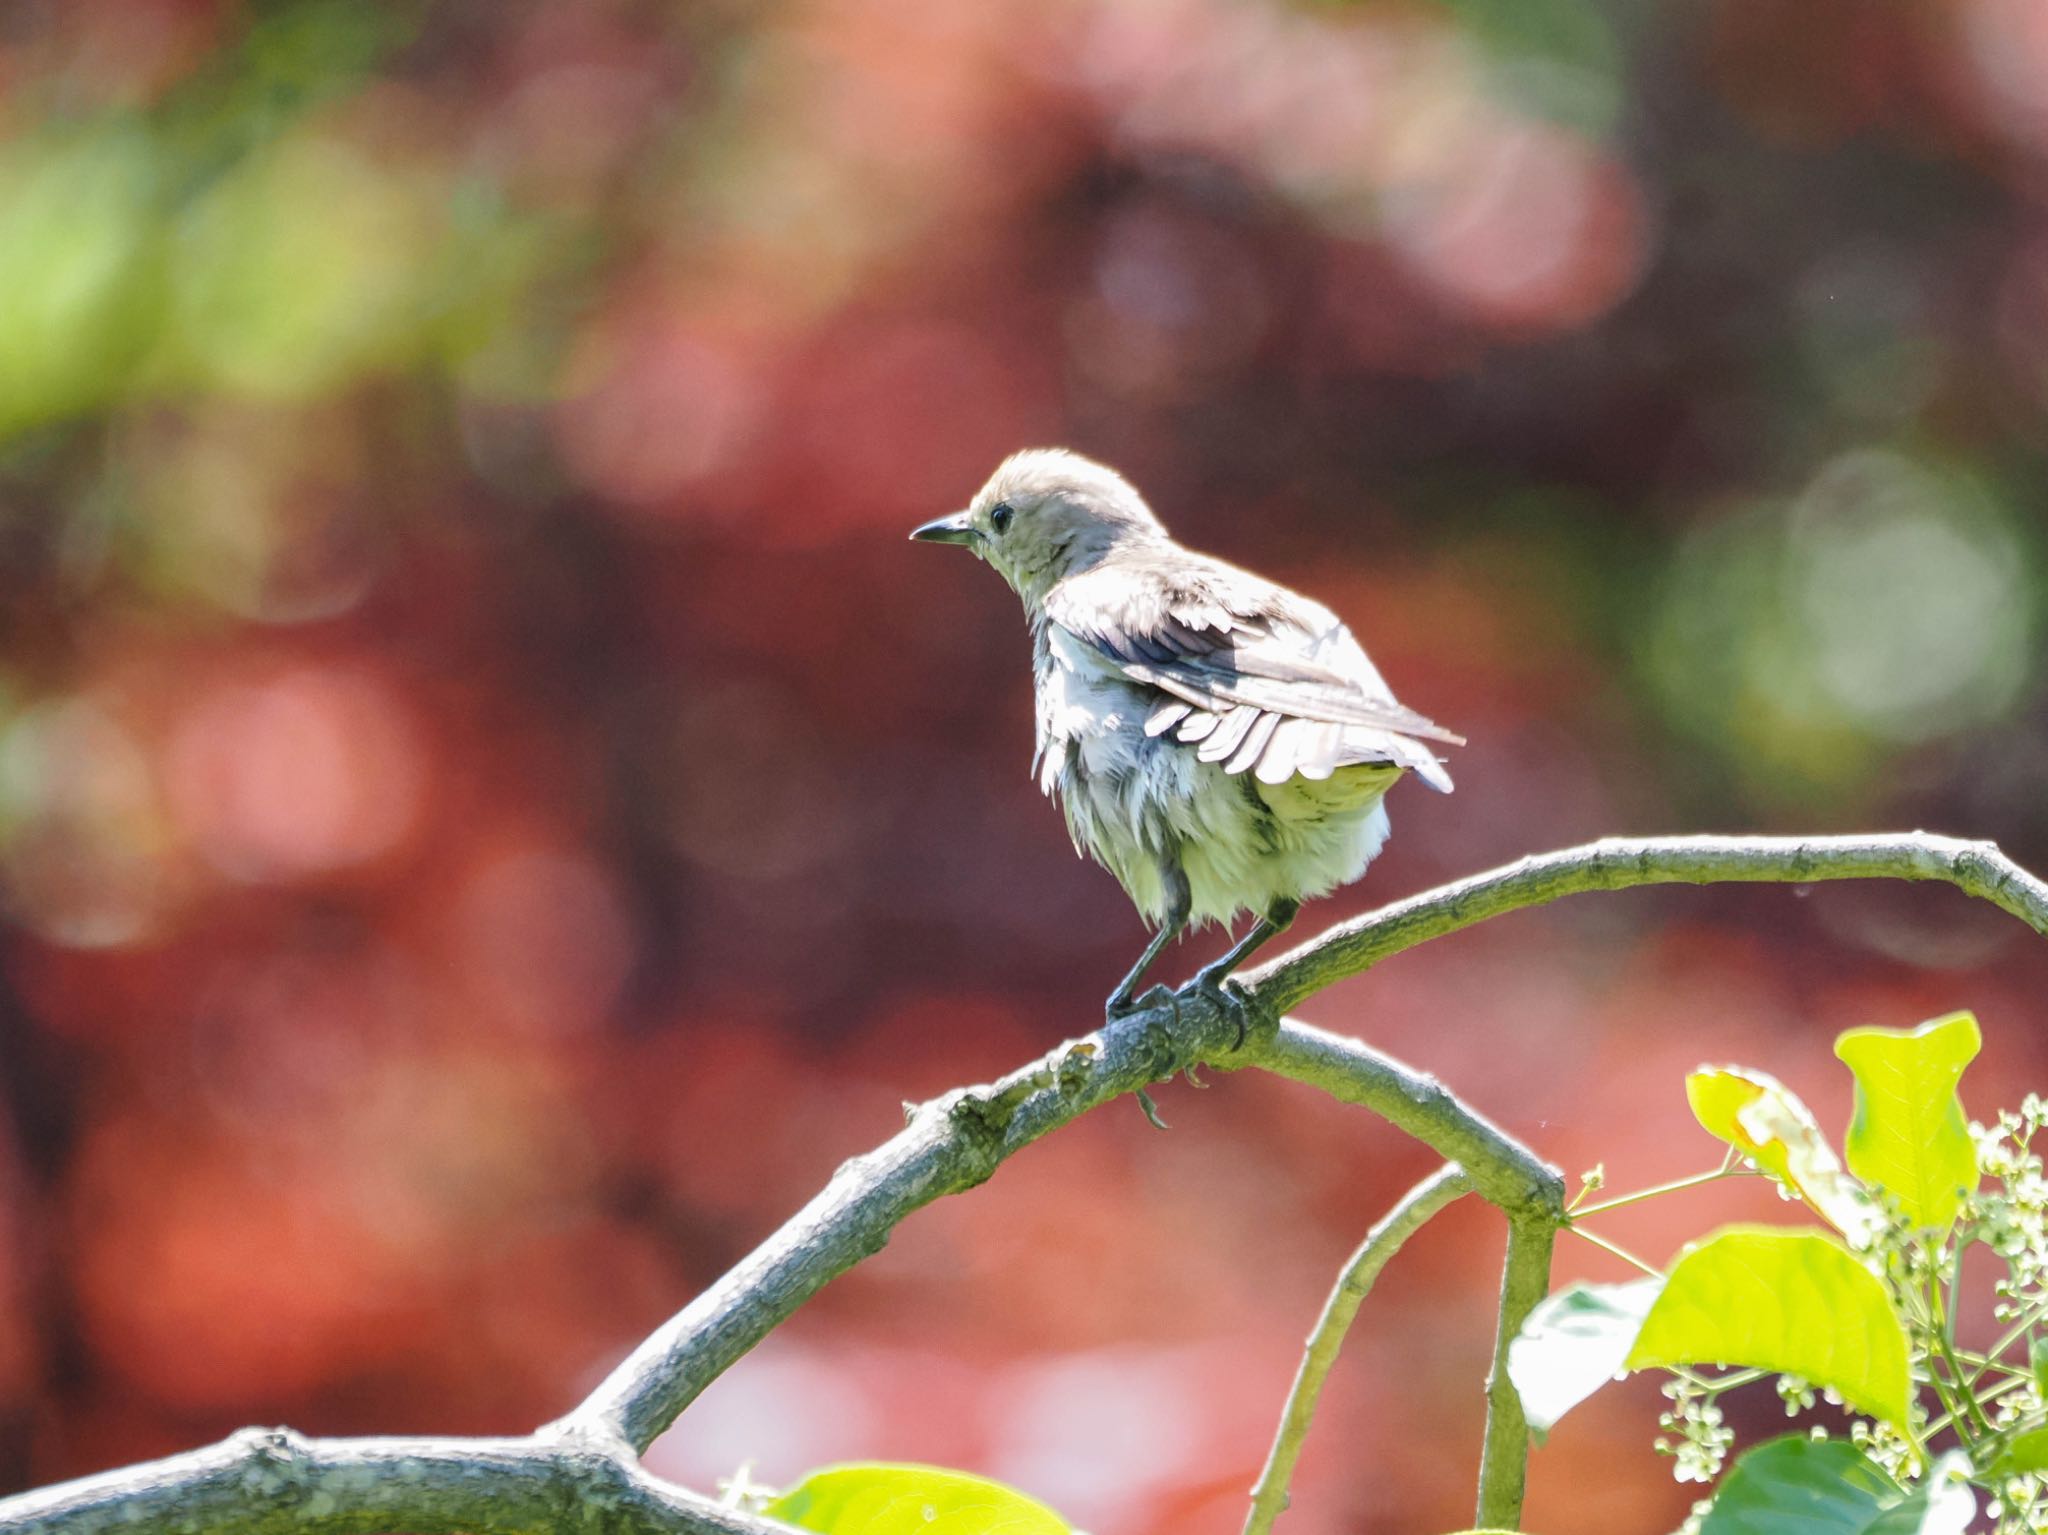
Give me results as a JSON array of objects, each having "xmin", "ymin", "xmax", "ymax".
[
  {"xmin": 1104, "ymin": 983, "xmax": 1179, "ymax": 1025},
  {"xmin": 1189, "ymin": 969, "xmax": 1254, "ymax": 1050}
]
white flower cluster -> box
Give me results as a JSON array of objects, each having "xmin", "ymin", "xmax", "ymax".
[{"xmin": 1657, "ymin": 1378, "xmax": 1734, "ymax": 1484}]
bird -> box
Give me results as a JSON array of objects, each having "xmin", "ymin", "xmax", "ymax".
[{"xmin": 912, "ymin": 448, "xmax": 1461, "ymax": 1026}]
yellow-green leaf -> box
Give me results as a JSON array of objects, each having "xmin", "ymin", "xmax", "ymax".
[
  {"xmin": 765, "ymin": 1464, "xmax": 1071, "ymax": 1535},
  {"xmin": 1688, "ymin": 1066, "xmax": 1880, "ymax": 1246},
  {"xmin": 1625, "ymin": 1227, "xmax": 1911, "ymax": 1426},
  {"xmin": 1834, "ymin": 1013, "xmax": 1981, "ymax": 1232}
]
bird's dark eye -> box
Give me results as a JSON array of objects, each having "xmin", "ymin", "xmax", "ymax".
[{"xmin": 989, "ymin": 502, "xmax": 1014, "ymax": 534}]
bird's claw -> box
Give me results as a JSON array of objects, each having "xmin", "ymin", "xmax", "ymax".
[
  {"xmin": 1191, "ymin": 972, "xmax": 1254, "ymax": 1049},
  {"xmin": 1133, "ymin": 1086, "xmax": 1171, "ymax": 1131},
  {"xmin": 1105, "ymin": 984, "xmax": 1179, "ymax": 1025},
  {"xmin": 1106, "ymin": 987, "xmax": 1182, "ymax": 1128}
]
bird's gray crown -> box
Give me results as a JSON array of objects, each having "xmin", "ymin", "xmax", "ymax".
[{"xmin": 951, "ymin": 448, "xmax": 1168, "ymax": 606}]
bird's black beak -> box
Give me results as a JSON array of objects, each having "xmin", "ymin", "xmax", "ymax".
[{"xmin": 910, "ymin": 510, "xmax": 977, "ymax": 546}]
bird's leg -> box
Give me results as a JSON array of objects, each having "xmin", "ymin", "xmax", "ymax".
[
  {"xmin": 1191, "ymin": 896, "xmax": 1300, "ymax": 1047},
  {"xmin": 1104, "ymin": 862, "xmax": 1191, "ymax": 1019},
  {"xmin": 1107, "ymin": 863, "xmax": 1191, "ymax": 1130}
]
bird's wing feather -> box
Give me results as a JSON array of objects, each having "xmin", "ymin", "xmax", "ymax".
[{"xmin": 1045, "ymin": 554, "xmax": 1464, "ymax": 794}]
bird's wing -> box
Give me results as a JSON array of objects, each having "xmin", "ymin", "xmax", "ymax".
[{"xmin": 1045, "ymin": 554, "xmax": 1462, "ymax": 790}]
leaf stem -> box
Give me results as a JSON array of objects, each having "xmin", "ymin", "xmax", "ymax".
[
  {"xmin": 1572, "ymin": 1167, "xmax": 1752, "ymax": 1218},
  {"xmin": 1971, "ymin": 1301, "xmax": 2048, "ymax": 1390},
  {"xmin": 1926, "ymin": 1253, "xmax": 1993, "ymax": 1441},
  {"xmin": 1566, "ymin": 1225, "xmax": 1663, "ymax": 1278},
  {"xmin": 1674, "ymin": 1366, "xmax": 1768, "ymax": 1394},
  {"xmin": 1922, "ymin": 1372, "xmax": 2032, "ymax": 1442}
]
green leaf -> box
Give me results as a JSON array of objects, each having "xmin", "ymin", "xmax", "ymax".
[
  {"xmin": 1697, "ymin": 1437, "xmax": 1898, "ymax": 1534},
  {"xmin": 1688, "ymin": 1066, "xmax": 1880, "ymax": 1246},
  {"xmin": 1996, "ymin": 1424, "xmax": 2048, "ymax": 1474},
  {"xmin": 1700, "ymin": 1439, "xmax": 1973, "ymax": 1534},
  {"xmin": 1507, "ymin": 1278, "xmax": 1661, "ymax": 1436},
  {"xmin": 765, "ymin": 1465, "xmax": 1071, "ymax": 1535},
  {"xmin": 1625, "ymin": 1228, "xmax": 1911, "ymax": 1426},
  {"xmin": 1834, "ymin": 1013, "xmax": 1981, "ymax": 1232}
]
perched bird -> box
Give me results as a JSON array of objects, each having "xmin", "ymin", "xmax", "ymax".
[{"xmin": 913, "ymin": 448, "xmax": 1461, "ymax": 1022}]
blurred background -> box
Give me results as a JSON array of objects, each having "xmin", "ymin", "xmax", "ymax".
[{"xmin": 1, "ymin": 0, "xmax": 2045, "ymax": 1530}]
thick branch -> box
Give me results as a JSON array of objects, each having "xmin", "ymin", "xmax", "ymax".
[
  {"xmin": 1245, "ymin": 1164, "xmax": 1473, "ymax": 1535},
  {"xmin": 1244, "ymin": 833, "xmax": 2048, "ymax": 1016},
  {"xmin": 560, "ymin": 985, "xmax": 1572, "ymax": 1454},
  {"xmin": 556, "ymin": 985, "xmax": 1258, "ymax": 1451},
  {"xmin": 0, "ymin": 1427, "xmax": 785, "ymax": 1535}
]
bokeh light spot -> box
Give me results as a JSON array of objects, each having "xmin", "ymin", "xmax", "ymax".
[
  {"xmin": 1788, "ymin": 450, "xmax": 2033, "ymax": 742},
  {"xmin": 1384, "ymin": 118, "xmax": 1648, "ymax": 335},
  {"xmin": 165, "ymin": 664, "xmax": 424, "ymax": 882}
]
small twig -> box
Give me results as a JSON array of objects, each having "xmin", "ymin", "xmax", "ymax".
[{"xmin": 1244, "ymin": 1164, "xmax": 1473, "ymax": 1535}]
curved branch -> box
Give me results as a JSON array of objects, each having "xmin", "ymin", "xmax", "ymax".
[
  {"xmin": 1244, "ymin": 833, "xmax": 2048, "ymax": 1016},
  {"xmin": 1244, "ymin": 1019, "xmax": 1558, "ymax": 1212},
  {"xmin": 1245, "ymin": 1163, "xmax": 1473, "ymax": 1535}
]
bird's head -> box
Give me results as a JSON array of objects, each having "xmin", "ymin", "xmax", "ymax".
[{"xmin": 911, "ymin": 448, "xmax": 1166, "ymax": 607}]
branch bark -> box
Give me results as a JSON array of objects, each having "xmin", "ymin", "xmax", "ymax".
[
  {"xmin": 3, "ymin": 832, "xmax": 2039, "ymax": 1535},
  {"xmin": 0, "ymin": 1426, "xmax": 783, "ymax": 1535},
  {"xmin": 1244, "ymin": 832, "xmax": 2048, "ymax": 1016},
  {"xmin": 1476, "ymin": 1215, "xmax": 1557, "ymax": 1530}
]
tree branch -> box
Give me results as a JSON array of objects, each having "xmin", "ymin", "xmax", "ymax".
[
  {"xmin": 1244, "ymin": 833, "xmax": 2048, "ymax": 1017},
  {"xmin": 554, "ymin": 984, "xmax": 1257, "ymax": 1451},
  {"xmin": 1244, "ymin": 1164, "xmax": 1473, "ymax": 1535},
  {"xmin": 4, "ymin": 832, "xmax": 2040, "ymax": 1535},
  {"xmin": 1241, "ymin": 1019, "xmax": 1559, "ymax": 1213},
  {"xmin": 0, "ymin": 1426, "xmax": 787, "ymax": 1535}
]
